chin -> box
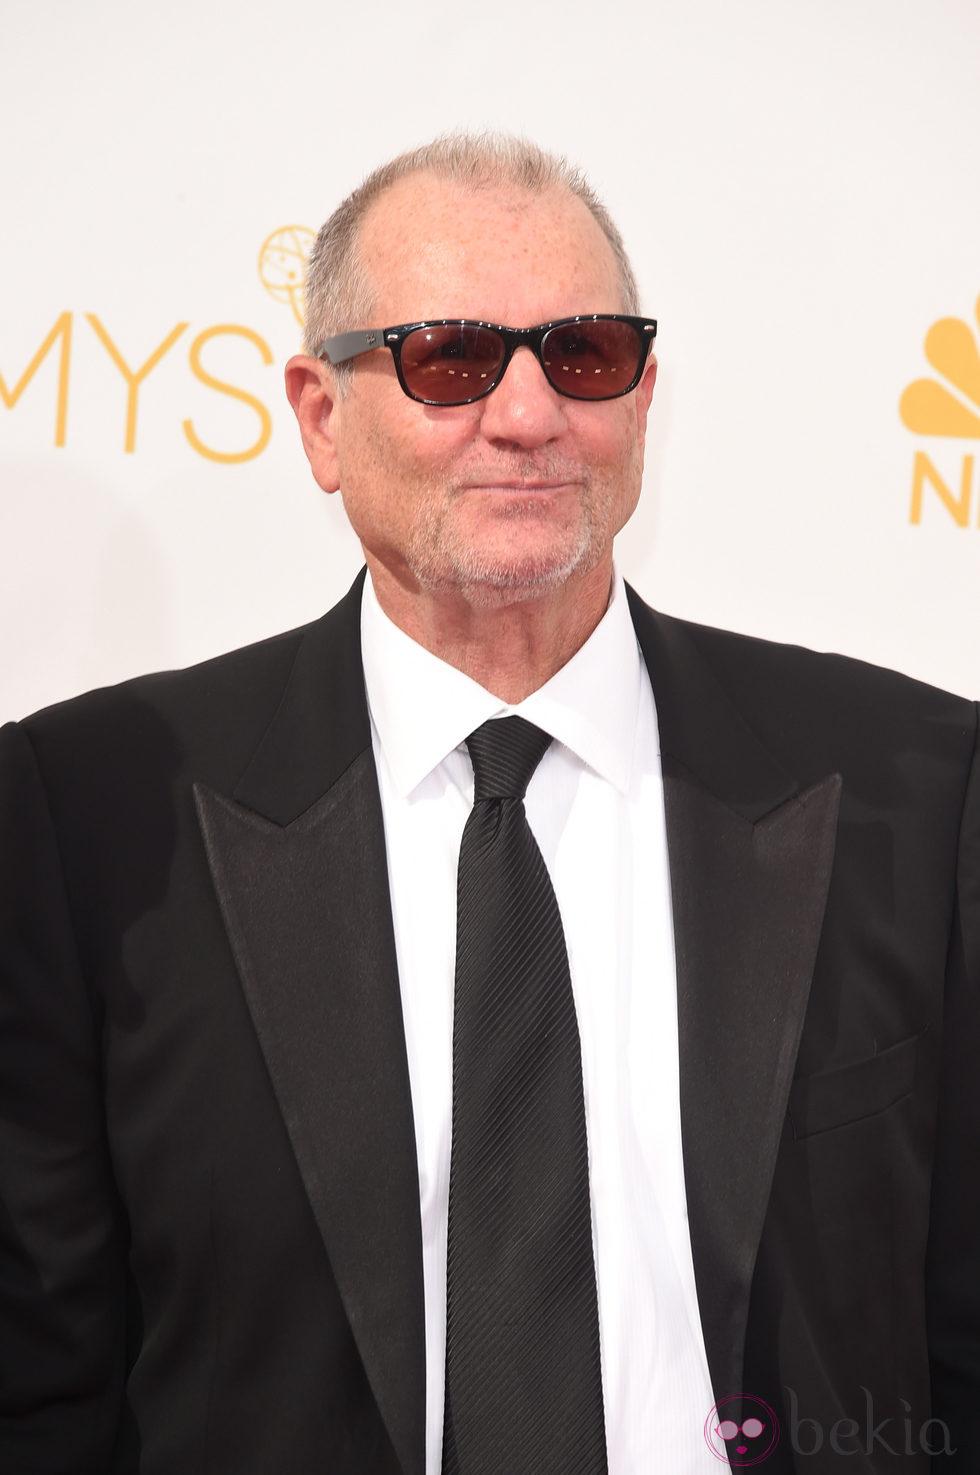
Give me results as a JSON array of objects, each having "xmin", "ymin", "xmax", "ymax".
[{"xmin": 423, "ymin": 539, "xmax": 601, "ymax": 606}]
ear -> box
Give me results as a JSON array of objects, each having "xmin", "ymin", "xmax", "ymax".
[
  {"xmin": 633, "ymin": 353, "xmax": 658, "ymax": 449},
  {"xmin": 284, "ymin": 354, "xmax": 342, "ymax": 494}
]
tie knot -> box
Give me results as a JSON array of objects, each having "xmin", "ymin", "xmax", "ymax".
[{"xmin": 465, "ymin": 716, "xmax": 553, "ymax": 802}]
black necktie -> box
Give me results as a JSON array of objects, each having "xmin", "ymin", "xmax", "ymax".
[{"xmin": 442, "ymin": 716, "xmax": 607, "ymax": 1475}]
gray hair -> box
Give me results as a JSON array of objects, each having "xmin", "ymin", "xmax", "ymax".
[{"xmin": 302, "ymin": 131, "xmax": 640, "ymax": 386}]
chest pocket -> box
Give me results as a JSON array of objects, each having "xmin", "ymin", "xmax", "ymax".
[{"xmin": 787, "ymin": 1032, "xmax": 920, "ymax": 1139}]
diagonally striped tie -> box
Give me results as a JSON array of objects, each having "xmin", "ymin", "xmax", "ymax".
[{"xmin": 442, "ymin": 715, "xmax": 607, "ymax": 1475}]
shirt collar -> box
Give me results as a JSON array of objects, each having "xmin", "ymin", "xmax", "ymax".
[{"xmin": 360, "ymin": 569, "xmax": 645, "ymax": 798}]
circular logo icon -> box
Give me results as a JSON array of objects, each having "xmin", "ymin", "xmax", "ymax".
[
  {"xmin": 704, "ymin": 1394, "xmax": 779, "ymax": 1466},
  {"xmin": 258, "ymin": 226, "xmax": 315, "ymax": 325}
]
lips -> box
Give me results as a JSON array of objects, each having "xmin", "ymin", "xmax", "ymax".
[{"xmin": 465, "ymin": 480, "xmax": 569, "ymax": 493}]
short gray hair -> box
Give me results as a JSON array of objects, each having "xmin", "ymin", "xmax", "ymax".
[{"xmin": 302, "ymin": 131, "xmax": 641, "ymax": 381}]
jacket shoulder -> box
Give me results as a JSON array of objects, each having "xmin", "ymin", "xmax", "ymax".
[
  {"xmin": 12, "ymin": 573, "xmax": 367, "ymax": 777},
  {"xmin": 625, "ymin": 588, "xmax": 978, "ymax": 783},
  {"xmin": 7, "ymin": 622, "xmax": 310, "ymax": 795},
  {"xmin": 629, "ymin": 590, "xmax": 973, "ymax": 719}
]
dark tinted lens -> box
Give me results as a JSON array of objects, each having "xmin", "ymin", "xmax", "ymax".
[
  {"xmin": 541, "ymin": 319, "xmax": 644, "ymax": 400},
  {"xmin": 399, "ymin": 324, "xmax": 505, "ymax": 403}
]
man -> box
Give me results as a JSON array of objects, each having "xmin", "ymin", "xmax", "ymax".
[{"xmin": 0, "ymin": 134, "xmax": 977, "ymax": 1474}]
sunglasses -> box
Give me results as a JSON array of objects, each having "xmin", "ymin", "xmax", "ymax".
[{"xmin": 316, "ymin": 314, "xmax": 657, "ymax": 406}]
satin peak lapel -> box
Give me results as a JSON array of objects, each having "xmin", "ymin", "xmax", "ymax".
[
  {"xmin": 628, "ymin": 590, "xmax": 842, "ymax": 1405},
  {"xmin": 195, "ymin": 578, "xmax": 425, "ymax": 1475}
]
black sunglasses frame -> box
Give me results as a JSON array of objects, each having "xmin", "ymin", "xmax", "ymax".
[{"xmin": 316, "ymin": 315, "xmax": 657, "ymax": 406}]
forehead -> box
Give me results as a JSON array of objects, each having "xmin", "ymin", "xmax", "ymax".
[{"xmin": 355, "ymin": 173, "xmax": 625, "ymax": 323}]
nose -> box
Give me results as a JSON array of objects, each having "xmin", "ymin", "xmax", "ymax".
[{"xmin": 477, "ymin": 346, "xmax": 568, "ymax": 448}]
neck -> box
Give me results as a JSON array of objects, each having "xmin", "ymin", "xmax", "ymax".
[{"xmin": 367, "ymin": 559, "xmax": 613, "ymax": 703}]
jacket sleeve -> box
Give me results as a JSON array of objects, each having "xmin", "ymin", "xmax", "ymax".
[
  {"xmin": 926, "ymin": 704, "xmax": 980, "ymax": 1469},
  {"xmin": 0, "ymin": 719, "xmax": 126, "ymax": 1473}
]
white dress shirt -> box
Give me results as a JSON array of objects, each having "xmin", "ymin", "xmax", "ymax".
[{"xmin": 360, "ymin": 571, "xmax": 723, "ymax": 1473}]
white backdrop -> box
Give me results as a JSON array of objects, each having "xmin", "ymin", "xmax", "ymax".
[{"xmin": 3, "ymin": 0, "xmax": 979, "ymax": 721}]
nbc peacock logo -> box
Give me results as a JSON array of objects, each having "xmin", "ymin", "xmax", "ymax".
[{"xmin": 900, "ymin": 294, "xmax": 980, "ymax": 527}]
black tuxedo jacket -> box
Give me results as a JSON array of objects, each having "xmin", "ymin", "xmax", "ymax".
[{"xmin": 1, "ymin": 574, "xmax": 978, "ymax": 1474}]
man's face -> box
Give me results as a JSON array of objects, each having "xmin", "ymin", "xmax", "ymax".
[{"xmin": 306, "ymin": 174, "xmax": 656, "ymax": 611}]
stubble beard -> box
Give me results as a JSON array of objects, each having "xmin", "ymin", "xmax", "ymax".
[{"xmin": 403, "ymin": 469, "xmax": 607, "ymax": 608}]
